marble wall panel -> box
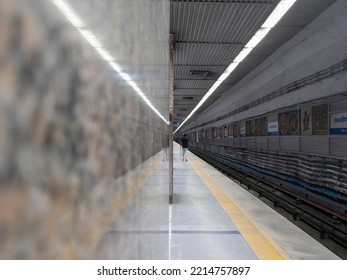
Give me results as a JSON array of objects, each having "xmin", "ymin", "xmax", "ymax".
[{"xmin": 0, "ymin": 0, "xmax": 169, "ymax": 259}]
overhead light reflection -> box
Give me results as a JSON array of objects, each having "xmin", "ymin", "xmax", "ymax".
[
  {"xmin": 119, "ymin": 72, "xmax": 132, "ymax": 81},
  {"xmin": 109, "ymin": 62, "xmax": 122, "ymax": 72},
  {"xmin": 96, "ymin": 48, "xmax": 115, "ymax": 62},
  {"xmin": 53, "ymin": 0, "xmax": 84, "ymax": 27},
  {"xmin": 79, "ymin": 30, "xmax": 103, "ymax": 48},
  {"xmin": 52, "ymin": 0, "xmax": 168, "ymax": 124}
]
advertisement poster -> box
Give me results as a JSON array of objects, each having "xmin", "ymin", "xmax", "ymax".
[
  {"xmin": 300, "ymin": 106, "xmax": 312, "ymax": 136},
  {"xmin": 233, "ymin": 123, "xmax": 240, "ymax": 137},
  {"xmin": 278, "ymin": 110, "xmax": 299, "ymax": 135},
  {"xmin": 312, "ymin": 104, "xmax": 328, "ymax": 135},
  {"xmin": 246, "ymin": 120, "xmax": 256, "ymax": 136},
  {"xmin": 256, "ymin": 117, "xmax": 267, "ymax": 136},
  {"xmin": 330, "ymin": 112, "xmax": 347, "ymax": 134},
  {"xmin": 228, "ymin": 124, "xmax": 233, "ymax": 138}
]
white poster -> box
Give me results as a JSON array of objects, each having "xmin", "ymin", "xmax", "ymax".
[
  {"xmin": 267, "ymin": 122, "xmax": 279, "ymax": 136},
  {"xmin": 330, "ymin": 112, "xmax": 347, "ymax": 134}
]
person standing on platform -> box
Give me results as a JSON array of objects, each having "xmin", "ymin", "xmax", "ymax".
[{"xmin": 180, "ymin": 134, "xmax": 189, "ymax": 161}]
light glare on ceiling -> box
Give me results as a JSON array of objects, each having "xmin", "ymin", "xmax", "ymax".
[
  {"xmin": 174, "ymin": 0, "xmax": 297, "ymax": 134},
  {"xmin": 262, "ymin": 0, "xmax": 296, "ymax": 28},
  {"xmin": 245, "ymin": 28, "xmax": 271, "ymax": 48},
  {"xmin": 218, "ymin": 72, "xmax": 231, "ymax": 82},
  {"xmin": 225, "ymin": 62, "xmax": 239, "ymax": 73},
  {"xmin": 233, "ymin": 47, "xmax": 253, "ymax": 63}
]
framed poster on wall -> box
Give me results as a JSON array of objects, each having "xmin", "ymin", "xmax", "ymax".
[
  {"xmin": 300, "ymin": 106, "xmax": 312, "ymax": 136},
  {"xmin": 278, "ymin": 110, "xmax": 299, "ymax": 135},
  {"xmin": 233, "ymin": 123, "xmax": 240, "ymax": 137},
  {"xmin": 256, "ymin": 117, "xmax": 267, "ymax": 136},
  {"xmin": 246, "ymin": 120, "xmax": 256, "ymax": 136},
  {"xmin": 228, "ymin": 124, "xmax": 233, "ymax": 138},
  {"xmin": 312, "ymin": 104, "xmax": 328, "ymax": 135}
]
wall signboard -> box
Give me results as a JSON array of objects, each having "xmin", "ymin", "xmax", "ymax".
[
  {"xmin": 268, "ymin": 122, "xmax": 279, "ymax": 136},
  {"xmin": 330, "ymin": 112, "xmax": 347, "ymax": 135}
]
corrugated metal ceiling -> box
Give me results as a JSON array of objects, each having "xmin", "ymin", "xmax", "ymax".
[
  {"xmin": 171, "ymin": 0, "xmax": 338, "ymax": 130},
  {"xmin": 171, "ymin": 0, "xmax": 280, "ymax": 126}
]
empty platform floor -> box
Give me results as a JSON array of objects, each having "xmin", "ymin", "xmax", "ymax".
[{"xmin": 91, "ymin": 145, "xmax": 340, "ymax": 260}]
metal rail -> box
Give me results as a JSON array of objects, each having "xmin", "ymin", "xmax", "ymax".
[
  {"xmin": 186, "ymin": 58, "xmax": 347, "ymax": 130},
  {"xmin": 191, "ymin": 147, "xmax": 347, "ymax": 258}
]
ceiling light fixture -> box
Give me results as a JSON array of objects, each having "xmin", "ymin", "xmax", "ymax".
[
  {"xmin": 52, "ymin": 0, "xmax": 169, "ymax": 125},
  {"xmin": 174, "ymin": 0, "xmax": 296, "ymax": 134}
]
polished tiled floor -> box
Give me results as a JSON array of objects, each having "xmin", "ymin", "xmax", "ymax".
[{"xmin": 91, "ymin": 145, "xmax": 340, "ymax": 260}]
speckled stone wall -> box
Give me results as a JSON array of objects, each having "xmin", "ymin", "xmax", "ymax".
[{"xmin": 0, "ymin": 0, "xmax": 169, "ymax": 259}]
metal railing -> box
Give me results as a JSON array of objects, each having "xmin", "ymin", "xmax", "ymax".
[{"xmin": 188, "ymin": 58, "xmax": 347, "ymax": 129}]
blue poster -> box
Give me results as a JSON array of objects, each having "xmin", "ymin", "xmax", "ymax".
[{"xmin": 330, "ymin": 112, "xmax": 347, "ymax": 134}]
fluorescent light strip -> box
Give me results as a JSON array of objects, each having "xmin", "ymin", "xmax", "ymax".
[
  {"xmin": 245, "ymin": 28, "xmax": 271, "ymax": 48},
  {"xmin": 262, "ymin": 0, "xmax": 296, "ymax": 28},
  {"xmin": 174, "ymin": 0, "xmax": 296, "ymax": 134},
  {"xmin": 52, "ymin": 0, "xmax": 169, "ymax": 124},
  {"xmin": 234, "ymin": 47, "xmax": 253, "ymax": 63}
]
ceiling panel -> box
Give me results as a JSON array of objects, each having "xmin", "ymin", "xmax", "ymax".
[
  {"xmin": 171, "ymin": 0, "xmax": 338, "ymax": 127},
  {"xmin": 175, "ymin": 42, "xmax": 242, "ymax": 65},
  {"xmin": 170, "ymin": 1, "xmax": 278, "ymax": 43},
  {"xmin": 175, "ymin": 89, "xmax": 207, "ymax": 96},
  {"xmin": 175, "ymin": 65, "xmax": 225, "ymax": 80},
  {"xmin": 170, "ymin": 0, "xmax": 281, "ymax": 125},
  {"xmin": 174, "ymin": 79, "xmax": 215, "ymax": 89}
]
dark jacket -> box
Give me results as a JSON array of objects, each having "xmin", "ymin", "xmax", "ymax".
[{"xmin": 181, "ymin": 137, "xmax": 189, "ymax": 148}]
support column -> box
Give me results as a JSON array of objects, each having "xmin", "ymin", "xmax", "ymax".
[{"xmin": 169, "ymin": 34, "xmax": 175, "ymax": 204}]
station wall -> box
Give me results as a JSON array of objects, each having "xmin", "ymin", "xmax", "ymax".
[{"xmin": 0, "ymin": 0, "xmax": 169, "ymax": 259}]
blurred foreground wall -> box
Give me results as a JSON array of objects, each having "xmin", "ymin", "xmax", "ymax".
[{"xmin": 0, "ymin": 0, "xmax": 169, "ymax": 259}]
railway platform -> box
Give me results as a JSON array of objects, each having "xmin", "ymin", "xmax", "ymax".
[{"xmin": 91, "ymin": 144, "xmax": 340, "ymax": 260}]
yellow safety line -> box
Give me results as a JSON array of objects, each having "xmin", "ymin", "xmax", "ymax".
[{"xmin": 188, "ymin": 156, "xmax": 290, "ymax": 260}]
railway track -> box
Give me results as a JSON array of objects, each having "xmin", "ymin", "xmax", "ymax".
[{"xmin": 190, "ymin": 147, "xmax": 347, "ymax": 259}]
